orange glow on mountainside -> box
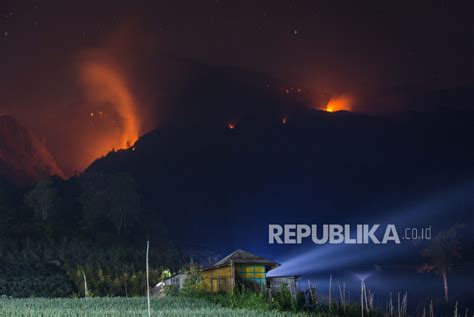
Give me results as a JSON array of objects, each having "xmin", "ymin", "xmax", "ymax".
[
  {"xmin": 325, "ymin": 95, "xmax": 353, "ymax": 112},
  {"xmin": 76, "ymin": 61, "xmax": 141, "ymax": 170},
  {"xmin": 81, "ymin": 62, "xmax": 140, "ymax": 149}
]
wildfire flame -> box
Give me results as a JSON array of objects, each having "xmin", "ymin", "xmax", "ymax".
[
  {"xmin": 325, "ymin": 95, "xmax": 353, "ymax": 112},
  {"xmin": 228, "ymin": 122, "xmax": 236, "ymax": 129},
  {"xmin": 80, "ymin": 62, "xmax": 140, "ymax": 150}
]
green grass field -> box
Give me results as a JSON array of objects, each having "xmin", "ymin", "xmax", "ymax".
[{"xmin": 0, "ymin": 296, "xmax": 310, "ymax": 317}]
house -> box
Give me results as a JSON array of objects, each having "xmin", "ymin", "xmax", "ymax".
[
  {"xmin": 267, "ymin": 275, "xmax": 302, "ymax": 296},
  {"xmin": 201, "ymin": 249, "xmax": 279, "ymax": 293},
  {"xmin": 161, "ymin": 249, "xmax": 300, "ymax": 295},
  {"xmin": 152, "ymin": 272, "xmax": 186, "ymax": 297},
  {"xmin": 163, "ymin": 273, "xmax": 187, "ymax": 289}
]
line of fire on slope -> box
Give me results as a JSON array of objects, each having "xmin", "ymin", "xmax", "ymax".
[{"xmin": 153, "ymin": 249, "xmax": 301, "ymax": 298}]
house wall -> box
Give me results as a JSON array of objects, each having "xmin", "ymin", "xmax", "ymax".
[
  {"xmin": 202, "ymin": 265, "xmax": 234, "ymax": 293},
  {"xmin": 167, "ymin": 263, "xmax": 275, "ymax": 294},
  {"xmin": 164, "ymin": 273, "xmax": 187, "ymax": 289},
  {"xmin": 268, "ymin": 276, "xmax": 300, "ymax": 296}
]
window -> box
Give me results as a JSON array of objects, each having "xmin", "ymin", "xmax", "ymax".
[{"xmin": 236, "ymin": 265, "xmax": 266, "ymax": 288}]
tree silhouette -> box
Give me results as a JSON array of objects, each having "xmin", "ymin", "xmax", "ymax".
[
  {"xmin": 80, "ymin": 171, "xmax": 141, "ymax": 237},
  {"xmin": 79, "ymin": 171, "xmax": 109, "ymax": 232},
  {"xmin": 418, "ymin": 225, "xmax": 462, "ymax": 302},
  {"xmin": 0, "ymin": 179, "xmax": 16, "ymax": 229},
  {"xmin": 24, "ymin": 176, "xmax": 58, "ymax": 222},
  {"xmin": 106, "ymin": 173, "xmax": 141, "ymax": 237}
]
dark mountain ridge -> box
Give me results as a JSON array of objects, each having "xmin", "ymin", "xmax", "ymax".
[
  {"xmin": 86, "ymin": 107, "xmax": 474, "ymax": 250},
  {"xmin": 0, "ymin": 115, "xmax": 64, "ymax": 185}
]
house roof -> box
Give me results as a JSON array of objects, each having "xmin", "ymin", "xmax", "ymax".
[
  {"xmin": 267, "ymin": 275, "xmax": 302, "ymax": 280},
  {"xmin": 213, "ymin": 249, "xmax": 280, "ymax": 270}
]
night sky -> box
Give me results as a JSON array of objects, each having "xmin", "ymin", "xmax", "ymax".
[
  {"xmin": 2, "ymin": 1, "xmax": 472, "ymax": 87},
  {"xmin": 1, "ymin": 0, "xmax": 473, "ymax": 173}
]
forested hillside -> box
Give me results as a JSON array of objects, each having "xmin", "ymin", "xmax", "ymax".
[{"xmin": 0, "ymin": 173, "xmax": 181, "ymax": 297}]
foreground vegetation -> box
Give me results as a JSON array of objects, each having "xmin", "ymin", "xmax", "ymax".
[
  {"xmin": 0, "ymin": 296, "xmax": 310, "ymax": 317},
  {"xmin": 0, "ymin": 173, "xmax": 183, "ymax": 298},
  {"xmin": 179, "ymin": 291, "xmax": 366, "ymax": 317},
  {"xmin": 161, "ymin": 264, "xmax": 368, "ymax": 317},
  {"xmin": 0, "ymin": 238, "xmax": 178, "ymax": 298}
]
